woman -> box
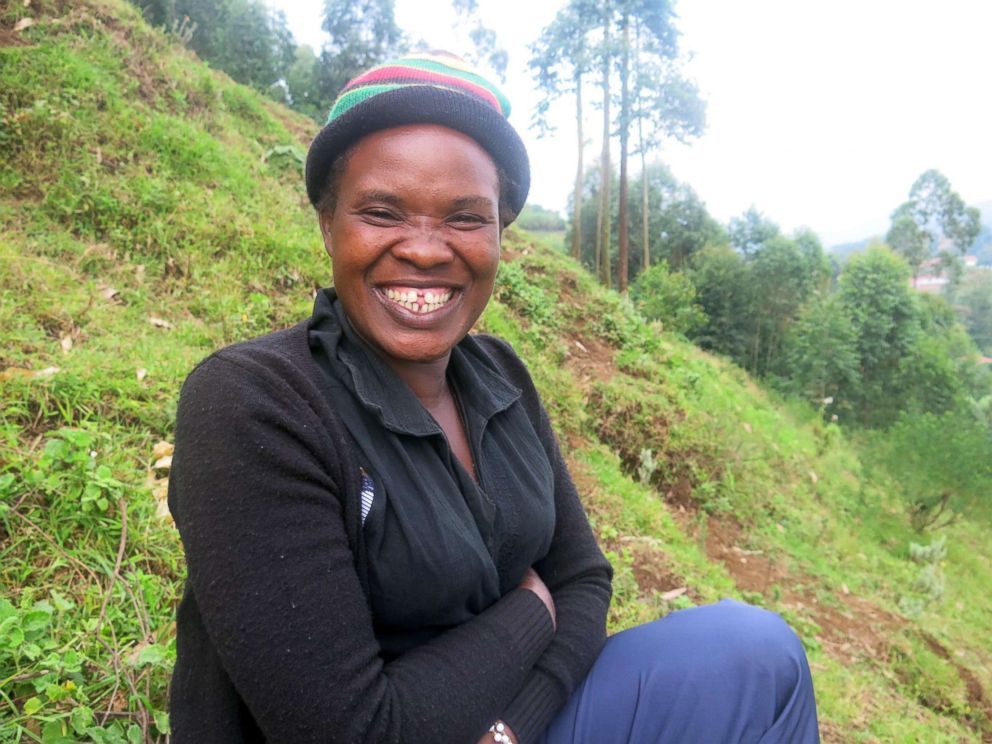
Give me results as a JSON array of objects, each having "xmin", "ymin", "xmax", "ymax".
[{"xmin": 168, "ymin": 53, "xmax": 819, "ymax": 743}]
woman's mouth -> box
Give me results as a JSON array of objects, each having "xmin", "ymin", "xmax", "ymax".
[{"xmin": 383, "ymin": 287, "xmax": 454, "ymax": 315}]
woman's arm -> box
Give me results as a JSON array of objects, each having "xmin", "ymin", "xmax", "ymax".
[
  {"xmin": 170, "ymin": 352, "xmax": 556, "ymax": 744},
  {"xmin": 474, "ymin": 336, "xmax": 614, "ymax": 744}
]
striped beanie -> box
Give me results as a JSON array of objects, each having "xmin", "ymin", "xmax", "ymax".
[{"xmin": 305, "ymin": 52, "xmax": 530, "ymax": 219}]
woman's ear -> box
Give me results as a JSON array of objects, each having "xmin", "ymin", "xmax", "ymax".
[{"xmin": 317, "ymin": 211, "xmax": 334, "ymax": 258}]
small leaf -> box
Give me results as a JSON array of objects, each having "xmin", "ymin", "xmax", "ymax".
[
  {"xmin": 3, "ymin": 622, "xmax": 24, "ymax": 648},
  {"xmin": 62, "ymin": 649, "xmax": 82, "ymax": 672},
  {"xmin": 148, "ymin": 316, "xmax": 174, "ymax": 329},
  {"xmin": 42, "ymin": 720, "xmax": 77, "ymax": 744},
  {"xmin": 23, "ymin": 695, "xmax": 43, "ymax": 715},
  {"xmin": 71, "ymin": 705, "xmax": 94, "ymax": 734},
  {"xmin": 50, "ymin": 590, "xmax": 74, "ymax": 612},
  {"xmin": 22, "ymin": 606, "xmax": 53, "ymax": 633},
  {"xmin": 129, "ymin": 642, "xmax": 167, "ymax": 667},
  {"xmin": 153, "ymin": 709, "xmax": 170, "ymax": 734},
  {"xmin": 660, "ymin": 587, "xmax": 688, "ymax": 601},
  {"xmin": 14, "ymin": 17, "xmax": 35, "ymax": 32},
  {"xmin": 126, "ymin": 723, "xmax": 142, "ymax": 744}
]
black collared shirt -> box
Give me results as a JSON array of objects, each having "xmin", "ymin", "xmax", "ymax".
[{"xmin": 308, "ymin": 288, "xmax": 556, "ymax": 659}]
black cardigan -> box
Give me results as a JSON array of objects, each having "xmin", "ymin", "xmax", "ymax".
[{"xmin": 168, "ymin": 319, "xmax": 613, "ymax": 744}]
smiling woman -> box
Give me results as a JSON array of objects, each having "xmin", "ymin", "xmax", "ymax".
[
  {"xmin": 319, "ymin": 125, "xmax": 502, "ymax": 370},
  {"xmin": 166, "ymin": 52, "xmax": 821, "ymax": 744}
]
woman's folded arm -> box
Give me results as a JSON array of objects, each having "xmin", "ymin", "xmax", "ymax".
[{"xmin": 170, "ymin": 353, "xmax": 556, "ymax": 744}]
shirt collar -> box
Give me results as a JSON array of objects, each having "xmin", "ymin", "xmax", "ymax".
[{"xmin": 308, "ymin": 288, "xmax": 520, "ymax": 436}]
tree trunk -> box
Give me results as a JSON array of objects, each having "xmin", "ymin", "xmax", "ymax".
[
  {"xmin": 572, "ymin": 70, "xmax": 584, "ymax": 263},
  {"xmin": 598, "ymin": 6, "xmax": 612, "ymax": 288},
  {"xmin": 641, "ymin": 142, "xmax": 649, "ymax": 270},
  {"xmin": 636, "ymin": 22, "xmax": 649, "ymax": 271},
  {"xmin": 617, "ymin": 13, "xmax": 630, "ymax": 293}
]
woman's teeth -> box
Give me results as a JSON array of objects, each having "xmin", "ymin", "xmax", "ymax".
[{"xmin": 385, "ymin": 288, "xmax": 453, "ymax": 314}]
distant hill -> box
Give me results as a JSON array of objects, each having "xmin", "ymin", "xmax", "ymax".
[
  {"xmin": 827, "ymin": 236, "xmax": 873, "ymax": 261},
  {"xmin": 830, "ymin": 200, "xmax": 992, "ymax": 265}
]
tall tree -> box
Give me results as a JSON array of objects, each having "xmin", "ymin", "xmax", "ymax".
[
  {"xmin": 616, "ymin": 9, "xmax": 632, "ymax": 292},
  {"xmin": 597, "ymin": 0, "xmax": 613, "ymax": 288},
  {"xmin": 687, "ymin": 244, "xmax": 754, "ymax": 362},
  {"xmin": 530, "ymin": 1, "xmax": 596, "ymax": 261},
  {"xmin": 450, "ymin": 0, "xmax": 508, "ymax": 79},
  {"xmin": 212, "ymin": 1, "xmax": 295, "ymax": 93},
  {"xmin": 728, "ymin": 207, "xmax": 779, "ymax": 257},
  {"xmin": 838, "ymin": 245, "xmax": 919, "ymax": 426},
  {"xmin": 780, "ymin": 294, "xmax": 860, "ymax": 416},
  {"xmin": 317, "ymin": 0, "xmax": 403, "ymax": 102},
  {"xmin": 628, "ymin": 162, "xmax": 722, "ymax": 273},
  {"xmin": 133, "ymin": 0, "xmax": 295, "ymax": 92},
  {"xmin": 283, "ymin": 44, "xmax": 323, "ymax": 121},
  {"xmin": 748, "ymin": 235, "xmax": 827, "ymax": 374},
  {"xmin": 887, "ymin": 169, "xmax": 981, "ymax": 284},
  {"xmin": 614, "ymin": 0, "xmax": 703, "ymax": 292}
]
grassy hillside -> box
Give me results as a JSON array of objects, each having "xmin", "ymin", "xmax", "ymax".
[{"xmin": 2, "ymin": 2, "xmax": 991, "ymax": 742}]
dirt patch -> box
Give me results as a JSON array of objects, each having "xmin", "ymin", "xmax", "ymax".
[
  {"xmin": 561, "ymin": 334, "xmax": 616, "ymax": 395},
  {"xmin": 621, "ymin": 536, "xmax": 701, "ymax": 603},
  {"xmin": 663, "ymin": 475, "xmax": 695, "ymax": 511},
  {"xmin": 0, "ymin": 28, "xmax": 31, "ymax": 47},
  {"xmin": 705, "ymin": 517, "xmax": 779, "ymax": 594},
  {"xmin": 703, "ymin": 515, "xmax": 904, "ymax": 665},
  {"xmin": 920, "ymin": 632, "xmax": 992, "ymax": 739},
  {"xmin": 548, "ymin": 269, "xmax": 618, "ymax": 396}
]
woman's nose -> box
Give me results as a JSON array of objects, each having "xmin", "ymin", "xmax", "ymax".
[{"xmin": 391, "ymin": 221, "xmax": 454, "ymax": 268}]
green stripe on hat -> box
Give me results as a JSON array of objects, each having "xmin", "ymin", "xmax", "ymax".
[{"xmin": 326, "ymin": 84, "xmax": 406, "ymax": 124}]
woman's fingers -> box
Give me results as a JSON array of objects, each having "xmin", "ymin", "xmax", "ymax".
[{"xmin": 519, "ymin": 567, "xmax": 556, "ymax": 630}]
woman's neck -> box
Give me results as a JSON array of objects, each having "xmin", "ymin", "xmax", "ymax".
[{"xmin": 385, "ymin": 355, "xmax": 452, "ymax": 410}]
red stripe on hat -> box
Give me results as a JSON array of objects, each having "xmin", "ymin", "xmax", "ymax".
[{"xmin": 346, "ymin": 66, "xmax": 502, "ymax": 113}]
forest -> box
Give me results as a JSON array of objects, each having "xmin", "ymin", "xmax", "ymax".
[{"xmin": 1, "ymin": 0, "xmax": 991, "ymax": 741}]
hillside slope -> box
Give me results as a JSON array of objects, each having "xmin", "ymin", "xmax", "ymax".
[{"xmin": 2, "ymin": 2, "xmax": 991, "ymax": 742}]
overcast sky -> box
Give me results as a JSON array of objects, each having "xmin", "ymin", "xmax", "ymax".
[{"xmin": 269, "ymin": 0, "xmax": 991, "ymax": 246}]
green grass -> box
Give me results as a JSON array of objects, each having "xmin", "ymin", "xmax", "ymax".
[{"xmin": 2, "ymin": 2, "xmax": 991, "ymax": 742}]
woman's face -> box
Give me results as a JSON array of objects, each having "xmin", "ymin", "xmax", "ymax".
[{"xmin": 318, "ymin": 124, "xmax": 501, "ymax": 368}]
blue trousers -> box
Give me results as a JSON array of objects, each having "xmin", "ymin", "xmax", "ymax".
[{"xmin": 540, "ymin": 600, "xmax": 820, "ymax": 744}]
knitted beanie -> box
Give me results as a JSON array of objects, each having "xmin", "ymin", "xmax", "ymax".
[{"xmin": 305, "ymin": 52, "xmax": 530, "ymax": 218}]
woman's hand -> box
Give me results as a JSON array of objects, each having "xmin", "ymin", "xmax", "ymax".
[
  {"xmin": 519, "ymin": 567, "xmax": 556, "ymax": 630},
  {"xmin": 475, "ymin": 720, "xmax": 518, "ymax": 744}
]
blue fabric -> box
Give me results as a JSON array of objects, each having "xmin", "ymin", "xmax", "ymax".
[{"xmin": 539, "ymin": 600, "xmax": 819, "ymax": 744}]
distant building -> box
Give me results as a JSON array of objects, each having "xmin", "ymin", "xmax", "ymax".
[{"xmin": 909, "ymin": 255, "xmax": 981, "ymax": 293}]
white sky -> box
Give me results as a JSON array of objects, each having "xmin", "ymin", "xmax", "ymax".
[{"xmin": 270, "ymin": 0, "xmax": 991, "ymax": 246}]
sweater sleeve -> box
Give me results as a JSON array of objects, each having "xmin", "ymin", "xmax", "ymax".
[
  {"xmin": 475, "ymin": 337, "xmax": 614, "ymax": 744},
  {"xmin": 169, "ymin": 352, "xmax": 555, "ymax": 744}
]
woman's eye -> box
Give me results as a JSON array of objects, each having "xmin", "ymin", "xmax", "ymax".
[
  {"xmin": 362, "ymin": 208, "xmax": 400, "ymax": 224},
  {"xmin": 448, "ymin": 213, "xmax": 487, "ymax": 228}
]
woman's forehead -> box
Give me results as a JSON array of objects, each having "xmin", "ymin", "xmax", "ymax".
[{"xmin": 340, "ymin": 125, "xmax": 500, "ymax": 191}]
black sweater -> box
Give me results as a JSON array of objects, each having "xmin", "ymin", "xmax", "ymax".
[{"xmin": 168, "ymin": 319, "xmax": 613, "ymax": 744}]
